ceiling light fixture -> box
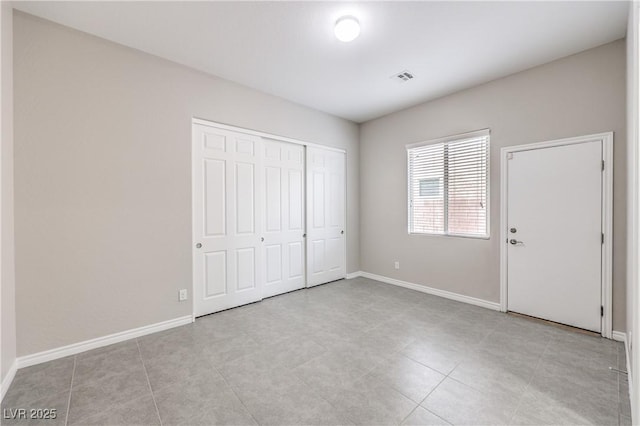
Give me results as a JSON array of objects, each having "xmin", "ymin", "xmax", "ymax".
[{"xmin": 334, "ymin": 16, "xmax": 360, "ymax": 42}]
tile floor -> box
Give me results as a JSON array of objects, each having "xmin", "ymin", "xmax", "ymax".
[{"xmin": 1, "ymin": 277, "xmax": 631, "ymax": 425}]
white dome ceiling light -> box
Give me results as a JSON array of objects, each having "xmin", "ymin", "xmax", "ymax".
[{"xmin": 334, "ymin": 16, "xmax": 360, "ymax": 42}]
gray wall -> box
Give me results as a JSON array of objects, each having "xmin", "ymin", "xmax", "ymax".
[
  {"xmin": 360, "ymin": 40, "xmax": 627, "ymax": 332},
  {"xmin": 14, "ymin": 12, "xmax": 360, "ymax": 356},
  {"xmin": 1, "ymin": 1, "xmax": 16, "ymax": 388}
]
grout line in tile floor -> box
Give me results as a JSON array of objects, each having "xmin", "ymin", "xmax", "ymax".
[
  {"xmin": 220, "ymin": 327, "xmax": 365, "ymax": 425},
  {"xmin": 289, "ymin": 328, "xmax": 419, "ymax": 425},
  {"xmin": 136, "ymin": 339, "xmax": 163, "ymax": 426},
  {"xmin": 506, "ymin": 335, "xmax": 552, "ymax": 424},
  {"xmin": 425, "ymin": 407, "xmax": 451, "ymax": 426},
  {"xmin": 399, "ymin": 373, "xmax": 450, "ymax": 425},
  {"xmin": 374, "ymin": 329, "xmax": 453, "ymax": 424},
  {"xmin": 399, "ymin": 320, "xmax": 548, "ymax": 426},
  {"xmin": 212, "ymin": 357, "xmax": 261, "ymax": 426},
  {"xmin": 396, "ymin": 322, "xmax": 485, "ymax": 426},
  {"xmin": 63, "ymin": 356, "xmax": 76, "ymax": 426},
  {"xmin": 617, "ymin": 348, "xmax": 622, "ymax": 426},
  {"xmin": 285, "ymin": 352, "xmax": 363, "ymax": 424}
]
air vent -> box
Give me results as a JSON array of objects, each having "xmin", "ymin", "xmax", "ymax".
[{"xmin": 392, "ymin": 70, "xmax": 415, "ymax": 83}]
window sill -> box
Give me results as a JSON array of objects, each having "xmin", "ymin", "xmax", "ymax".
[{"xmin": 408, "ymin": 232, "xmax": 490, "ymax": 240}]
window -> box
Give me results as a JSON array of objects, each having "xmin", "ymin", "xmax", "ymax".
[
  {"xmin": 419, "ymin": 178, "xmax": 441, "ymax": 197},
  {"xmin": 407, "ymin": 130, "xmax": 489, "ymax": 238}
]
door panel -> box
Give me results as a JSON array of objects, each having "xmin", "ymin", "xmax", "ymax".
[
  {"xmin": 262, "ymin": 139, "xmax": 306, "ymax": 298},
  {"xmin": 265, "ymin": 244, "xmax": 282, "ymax": 283},
  {"xmin": 236, "ymin": 163, "xmax": 255, "ymax": 234},
  {"xmin": 313, "ymin": 172, "xmax": 325, "ymax": 227},
  {"xmin": 266, "ymin": 167, "xmax": 281, "ymax": 232},
  {"xmin": 289, "ymin": 170, "xmax": 303, "ymax": 230},
  {"xmin": 204, "ymin": 159, "xmax": 225, "ymax": 236},
  {"xmin": 289, "ymin": 242, "xmax": 304, "ymax": 278},
  {"xmin": 306, "ymin": 147, "xmax": 346, "ymax": 287},
  {"xmin": 236, "ymin": 248, "xmax": 256, "ymax": 291},
  {"xmin": 193, "ymin": 124, "xmax": 263, "ymax": 316},
  {"xmin": 204, "ymin": 251, "xmax": 226, "ymax": 297},
  {"xmin": 311, "ymin": 239, "xmax": 325, "ymax": 273},
  {"xmin": 327, "ymin": 237, "xmax": 342, "ymax": 271},
  {"xmin": 507, "ymin": 141, "xmax": 602, "ymax": 332}
]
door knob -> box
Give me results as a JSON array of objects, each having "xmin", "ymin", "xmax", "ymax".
[
  {"xmin": 510, "ymin": 228, "xmax": 517, "ymax": 233},
  {"xmin": 341, "ymin": 230, "xmax": 344, "ymax": 235},
  {"xmin": 261, "ymin": 237, "xmax": 264, "ymax": 242},
  {"xmin": 195, "ymin": 243, "xmax": 202, "ymax": 249},
  {"xmin": 509, "ymin": 239, "xmax": 524, "ymax": 245}
]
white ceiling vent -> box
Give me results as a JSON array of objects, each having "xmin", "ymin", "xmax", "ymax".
[{"xmin": 392, "ymin": 70, "xmax": 415, "ymax": 83}]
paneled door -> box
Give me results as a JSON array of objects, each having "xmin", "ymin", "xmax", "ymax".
[
  {"xmin": 507, "ymin": 140, "xmax": 603, "ymax": 332},
  {"xmin": 193, "ymin": 124, "xmax": 263, "ymax": 316},
  {"xmin": 306, "ymin": 146, "xmax": 346, "ymax": 287},
  {"xmin": 263, "ymin": 139, "xmax": 306, "ymax": 298}
]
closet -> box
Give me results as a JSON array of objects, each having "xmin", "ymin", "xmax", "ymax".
[{"xmin": 192, "ymin": 121, "xmax": 346, "ymax": 317}]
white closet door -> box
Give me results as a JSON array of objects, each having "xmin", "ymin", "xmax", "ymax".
[
  {"xmin": 193, "ymin": 124, "xmax": 263, "ymax": 316},
  {"xmin": 306, "ymin": 146, "xmax": 346, "ymax": 287},
  {"xmin": 262, "ymin": 139, "xmax": 306, "ymax": 298}
]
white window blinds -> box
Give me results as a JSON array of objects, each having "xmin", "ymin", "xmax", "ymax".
[{"xmin": 407, "ymin": 130, "xmax": 489, "ymax": 238}]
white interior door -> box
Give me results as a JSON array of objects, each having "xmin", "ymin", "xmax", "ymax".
[
  {"xmin": 263, "ymin": 139, "xmax": 306, "ymax": 298},
  {"xmin": 193, "ymin": 124, "xmax": 263, "ymax": 316},
  {"xmin": 306, "ymin": 146, "xmax": 346, "ymax": 287},
  {"xmin": 507, "ymin": 141, "xmax": 603, "ymax": 332}
]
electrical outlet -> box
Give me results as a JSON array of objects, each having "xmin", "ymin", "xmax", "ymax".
[
  {"xmin": 179, "ymin": 289, "xmax": 188, "ymax": 301},
  {"xmin": 394, "ymin": 261, "xmax": 400, "ymax": 270}
]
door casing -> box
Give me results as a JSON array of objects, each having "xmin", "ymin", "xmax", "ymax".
[{"xmin": 499, "ymin": 132, "xmax": 613, "ymax": 338}]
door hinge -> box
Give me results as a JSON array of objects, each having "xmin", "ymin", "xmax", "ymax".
[
  {"xmin": 601, "ymin": 306, "xmax": 604, "ymax": 317},
  {"xmin": 602, "ymin": 160, "xmax": 605, "ymax": 171},
  {"xmin": 601, "ymin": 233, "xmax": 605, "ymax": 244}
]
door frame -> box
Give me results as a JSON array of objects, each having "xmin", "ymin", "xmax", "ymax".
[
  {"xmin": 499, "ymin": 132, "xmax": 614, "ymax": 338},
  {"xmin": 191, "ymin": 118, "xmax": 347, "ymax": 320}
]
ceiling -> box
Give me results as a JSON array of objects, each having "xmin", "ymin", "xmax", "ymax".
[{"xmin": 13, "ymin": 1, "xmax": 629, "ymax": 123}]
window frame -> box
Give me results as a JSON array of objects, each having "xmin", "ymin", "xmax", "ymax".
[{"xmin": 406, "ymin": 129, "xmax": 490, "ymax": 239}]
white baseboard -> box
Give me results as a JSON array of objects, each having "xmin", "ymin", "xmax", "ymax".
[
  {"xmin": 359, "ymin": 271, "xmax": 501, "ymax": 311},
  {"xmin": 17, "ymin": 315, "xmax": 193, "ymax": 369},
  {"xmin": 349, "ymin": 271, "xmax": 625, "ymax": 341},
  {"xmin": 613, "ymin": 331, "xmax": 627, "ymax": 342},
  {"xmin": 622, "ymin": 332, "xmax": 633, "ymax": 396},
  {"xmin": 0, "ymin": 360, "xmax": 18, "ymax": 402},
  {"xmin": 614, "ymin": 331, "xmax": 633, "ymax": 420}
]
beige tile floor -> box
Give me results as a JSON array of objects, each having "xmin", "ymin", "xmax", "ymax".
[{"xmin": 1, "ymin": 277, "xmax": 631, "ymax": 425}]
